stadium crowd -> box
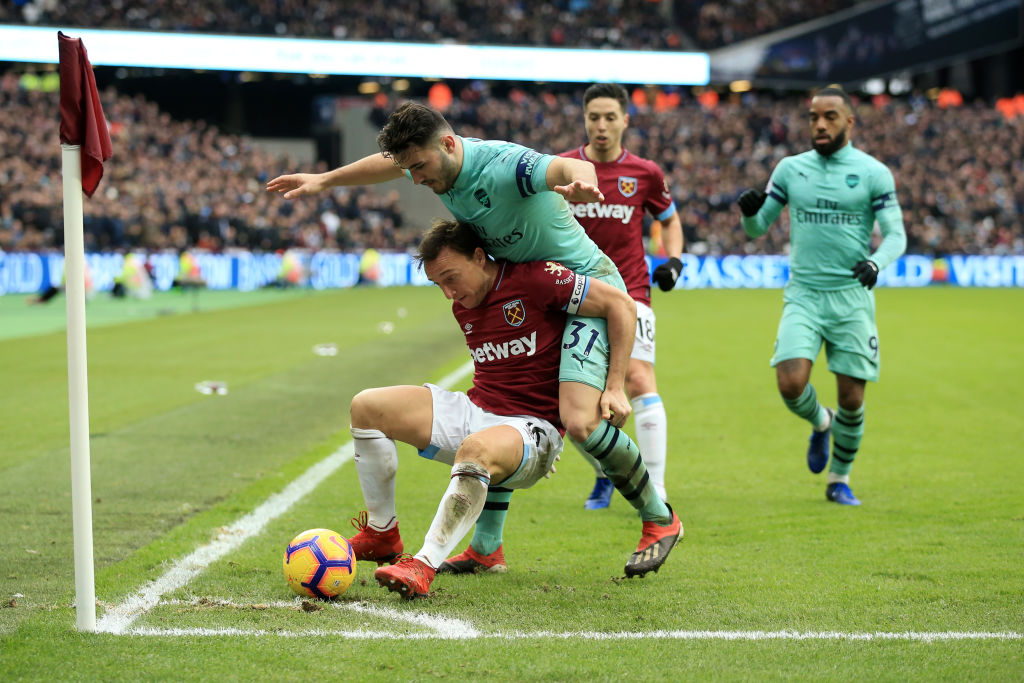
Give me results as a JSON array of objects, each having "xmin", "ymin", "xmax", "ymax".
[
  {"xmin": 386, "ymin": 85, "xmax": 1024, "ymax": 256},
  {"xmin": 2, "ymin": 0, "xmax": 866, "ymax": 51},
  {"xmin": 2, "ymin": 72, "xmax": 1022, "ymax": 257},
  {"xmin": 4, "ymin": 0, "xmax": 684, "ymax": 50},
  {"xmin": 675, "ymin": 0, "xmax": 860, "ymax": 50},
  {"xmin": 0, "ymin": 73, "xmax": 422, "ymax": 253}
]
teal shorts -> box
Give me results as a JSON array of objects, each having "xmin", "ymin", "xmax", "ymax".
[
  {"xmin": 558, "ymin": 263, "xmax": 625, "ymax": 391},
  {"xmin": 771, "ymin": 282, "xmax": 880, "ymax": 382},
  {"xmin": 559, "ymin": 314, "xmax": 610, "ymax": 391}
]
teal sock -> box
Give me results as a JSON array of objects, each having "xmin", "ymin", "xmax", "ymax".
[
  {"xmin": 468, "ymin": 487, "xmax": 512, "ymax": 555},
  {"xmin": 568, "ymin": 437, "xmax": 607, "ymax": 477},
  {"xmin": 783, "ymin": 383, "xmax": 828, "ymax": 428},
  {"xmin": 581, "ymin": 421, "xmax": 670, "ymax": 523},
  {"xmin": 830, "ymin": 405, "xmax": 865, "ymax": 476}
]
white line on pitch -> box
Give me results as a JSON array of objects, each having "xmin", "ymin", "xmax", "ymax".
[
  {"xmin": 124, "ymin": 626, "xmax": 1023, "ymax": 642},
  {"xmin": 95, "ymin": 360, "xmax": 475, "ymax": 635}
]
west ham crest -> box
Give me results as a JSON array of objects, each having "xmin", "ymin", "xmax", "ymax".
[
  {"xmin": 503, "ymin": 299, "xmax": 525, "ymax": 327},
  {"xmin": 618, "ymin": 176, "xmax": 638, "ymax": 198},
  {"xmin": 544, "ymin": 262, "xmax": 567, "ymax": 277}
]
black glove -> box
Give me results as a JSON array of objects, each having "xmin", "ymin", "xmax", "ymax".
[
  {"xmin": 737, "ymin": 189, "xmax": 767, "ymax": 217},
  {"xmin": 851, "ymin": 260, "xmax": 879, "ymax": 289},
  {"xmin": 652, "ymin": 257, "xmax": 683, "ymax": 292}
]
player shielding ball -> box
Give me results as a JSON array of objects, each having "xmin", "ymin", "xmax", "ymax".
[
  {"xmin": 559, "ymin": 82, "xmax": 684, "ymax": 509},
  {"xmin": 268, "ymin": 103, "xmax": 680, "ymax": 577},
  {"xmin": 346, "ymin": 220, "xmax": 681, "ymax": 599},
  {"xmin": 736, "ymin": 85, "xmax": 907, "ymax": 505}
]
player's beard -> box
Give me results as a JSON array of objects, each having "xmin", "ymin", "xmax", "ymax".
[
  {"xmin": 431, "ymin": 153, "xmax": 460, "ymax": 194},
  {"xmin": 813, "ymin": 127, "xmax": 848, "ymax": 156}
]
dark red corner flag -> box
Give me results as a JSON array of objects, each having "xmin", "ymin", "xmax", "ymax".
[{"xmin": 58, "ymin": 32, "xmax": 113, "ymax": 198}]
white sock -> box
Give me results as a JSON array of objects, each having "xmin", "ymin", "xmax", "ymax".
[
  {"xmin": 814, "ymin": 406, "xmax": 832, "ymax": 432},
  {"xmin": 416, "ymin": 462, "xmax": 489, "ymax": 569},
  {"xmin": 570, "ymin": 437, "xmax": 607, "ymax": 478},
  {"xmin": 351, "ymin": 426, "xmax": 398, "ymax": 530},
  {"xmin": 631, "ymin": 393, "xmax": 668, "ymax": 501},
  {"xmin": 827, "ymin": 472, "xmax": 849, "ymax": 485}
]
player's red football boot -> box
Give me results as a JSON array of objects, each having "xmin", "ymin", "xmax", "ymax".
[
  {"xmin": 437, "ymin": 544, "xmax": 507, "ymax": 574},
  {"xmin": 348, "ymin": 511, "xmax": 403, "ymax": 566},
  {"xmin": 374, "ymin": 555, "xmax": 436, "ymax": 599},
  {"xmin": 624, "ymin": 504, "xmax": 683, "ymax": 578}
]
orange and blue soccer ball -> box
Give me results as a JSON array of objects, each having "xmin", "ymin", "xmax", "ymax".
[{"xmin": 283, "ymin": 528, "xmax": 356, "ymax": 599}]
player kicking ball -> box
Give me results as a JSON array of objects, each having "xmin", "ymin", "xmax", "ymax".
[{"xmin": 347, "ymin": 220, "xmax": 682, "ymax": 599}]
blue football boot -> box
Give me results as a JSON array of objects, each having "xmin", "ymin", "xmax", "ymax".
[
  {"xmin": 826, "ymin": 482, "xmax": 861, "ymax": 506},
  {"xmin": 807, "ymin": 407, "xmax": 834, "ymax": 474},
  {"xmin": 584, "ymin": 477, "xmax": 614, "ymax": 510}
]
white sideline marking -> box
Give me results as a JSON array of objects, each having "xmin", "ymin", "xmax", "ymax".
[
  {"xmin": 95, "ymin": 360, "xmax": 475, "ymax": 636},
  {"xmin": 124, "ymin": 626, "xmax": 1022, "ymax": 642}
]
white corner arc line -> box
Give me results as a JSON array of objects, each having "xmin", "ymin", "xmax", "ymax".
[
  {"xmin": 158, "ymin": 598, "xmax": 480, "ymax": 637},
  {"xmin": 96, "ymin": 360, "xmax": 475, "ymax": 635}
]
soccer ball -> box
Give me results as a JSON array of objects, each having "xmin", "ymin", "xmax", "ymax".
[{"xmin": 283, "ymin": 528, "xmax": 357, "ymax": 599}]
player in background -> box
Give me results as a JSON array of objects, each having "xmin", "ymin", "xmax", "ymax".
[
  {"xmin": 268, "ymin": 103, "xmax": 680, "ymax": 577},
  {"xmin": 559, "ymin": 82, "xmax": 684, "ymax": 509},
  {"xmin": 350, "ymin": 220, "xmax": 680, "ymax": 598},
  {"xmin": 736, "ymin": 85, "xmax": 906, "ymax": 505}
]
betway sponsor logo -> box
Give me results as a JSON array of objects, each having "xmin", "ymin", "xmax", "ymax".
[
  {"xmin": 571, "ymin": 202, "xmax": 635, "ymax": 224},
  {"xmin": 470, "ymin": 331, "xmax": 537, "ymax": 363}
]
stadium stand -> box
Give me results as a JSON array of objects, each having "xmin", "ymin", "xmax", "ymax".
[
  {"xmin": 442, "ymin": 86, "xmax": 1024, "ymax": 256},
  {"xmin": 3, "ymin": 73, "xmax": 1021, "ymax": 256},
  {"xmin": 0, "ymin": 72, "xmax": 423, "ymax": 253},
  {"xmin": 0, "ymin": 0, "xmax": 686, "ymax": 50},
  {"xmin": 674, "ymin": 0, "xmax": 860, "ymax": 50}
]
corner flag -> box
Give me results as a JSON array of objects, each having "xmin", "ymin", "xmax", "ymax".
[
  {"xmin": 58, "ymin": 30, "xmax": 111, "ymax": 632},
  {"xmin": 58, "ymin": 31, "xmax": 112, "ymax": 195}
]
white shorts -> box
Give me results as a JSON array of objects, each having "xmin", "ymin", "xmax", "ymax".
[
  {"xmin": 631, "ymin": 301, "xmax": 656, "ymax": 364},
  {"xmin": 419, "ymin": 384, "xmax": 564, "ymax": 490}
]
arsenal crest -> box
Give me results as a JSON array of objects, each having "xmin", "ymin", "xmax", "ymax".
[
  {"xmin": 503, "ymin": 299, "xmax": 526, "ymax": 327},
  {"xmin": 846, "ymin": 174, "xmax": 860, "ymax": 188},
  {"xmin": 618, "ymin": 176, "xmax": 638, "ymax": 198}
]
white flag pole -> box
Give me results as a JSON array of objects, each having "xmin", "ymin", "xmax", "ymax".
[{"xmin": 61, "ymin": 143, "xmax": 96, "ymax": 632}]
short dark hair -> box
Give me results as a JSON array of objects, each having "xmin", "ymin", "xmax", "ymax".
[
  {"xmin": 377, "ymin": 102, "xmax": 453, "ymax": 159},
  {"xmin": 583, "ymin": 82, "xmax": 629, "ymax": 112},
  {"xmin": 416, "ymin": 218, "xmax": 486, "ymax": 264},
  {"xmin": 813, "ymin": 84, "xmax": 854, "ymax": 114}
]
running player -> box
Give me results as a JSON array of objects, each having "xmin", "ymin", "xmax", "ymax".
[
  {"xmin": 560, "ymin": 82, "xmax": 683, "ymax": 509},
  {"xmin": 268, "ymin": 103, "xmax": 680, "ymax": 577},
  {"xmin": 736, "ymin": 85, "xmax": 907, "ymax": 505},
  {"xmin": 351, "ymin": 219, "xmax": 680, "ymax": 598}
]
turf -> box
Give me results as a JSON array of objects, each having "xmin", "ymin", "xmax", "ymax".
[{"xmin": 1, "ymin": 286, "xmax": 1021, "ymax": 680}]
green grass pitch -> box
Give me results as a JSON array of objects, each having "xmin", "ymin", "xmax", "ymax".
[{"xmin": 0, "ymin": 285, "xmax": 1021, "ymax": 680}]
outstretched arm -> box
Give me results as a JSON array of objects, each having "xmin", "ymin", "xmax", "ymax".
[
  {"xmin": 546, "ymin": 156, "xmax": 605, "ymax": 203},
  {"xmin": 267, "ymin": 153, "xmax": 405, "ymax": 199},
  {"xmin": 575, "ymin": 278, "xmax": 637, "ymax": 423}
]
